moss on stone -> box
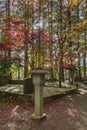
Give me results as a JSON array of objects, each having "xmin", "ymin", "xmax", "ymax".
[
  {"xmin": 44, "ymin": 88, "xmax": 78, "ymax": 103},
  {"xmin": 0, "ymin": 91, "xmax": 32, "ymax": 104},
  {"xmin": 0, "ymin": 88, "xmax": 78, "ymax": 104}
]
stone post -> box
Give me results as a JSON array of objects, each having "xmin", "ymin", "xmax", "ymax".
[{"xmin": 31, "ymin": 69, "xmax": 48, "ymax": 119}]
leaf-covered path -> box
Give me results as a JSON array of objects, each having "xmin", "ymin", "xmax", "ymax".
[{"xmin": 0, "ymin": 86, "xmax": 87, "ymax": 130}]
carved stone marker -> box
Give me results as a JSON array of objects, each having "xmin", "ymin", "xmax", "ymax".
[
  {"xmin": 31, "ymin": 69, "xmax": 49, "ymax": 120},
  {"xmin": 24, "ymin": 78, "xmax": 34, "ymax": 94}
]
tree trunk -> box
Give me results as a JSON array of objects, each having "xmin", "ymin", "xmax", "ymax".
[
  {"xmin": 78, "ymin": 47, "xmax": 82, "ymax": 81},
  {"xmin": 83, "ymin": 53, "xmax": 86, "ymax": 80}
]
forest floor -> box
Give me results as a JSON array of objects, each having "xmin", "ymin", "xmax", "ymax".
[{"xmin": 0, "ymin": 82, "xmax": 87, "ymax": 130}]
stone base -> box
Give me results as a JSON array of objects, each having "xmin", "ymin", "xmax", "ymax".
[{"xmin": 31, "ymin": 113, "xmax": 47, "ymax": 120}]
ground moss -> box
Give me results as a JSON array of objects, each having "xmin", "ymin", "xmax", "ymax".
[
  {"xmin": 0, "ymin": 102, "xmax": 9, "ymax": 108},
  {"xmin": 0, "ymin": 91, "xmax": 32, "ymax": 104}
]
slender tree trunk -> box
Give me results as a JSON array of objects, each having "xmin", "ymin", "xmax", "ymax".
[
  {"xmin": 59, "ymin": 0, "xmax": 64, "ymax": 87},
  {"xmin": 76, "ymin": 5, "xmax": 82, "ymax": 81},
  {"xmin": 24, "ymin": 2, "xmax": 29, "ymax": 78},
  {"xmin": 6, "ymin": 0, "xmax": 11, "ymax": 71},
  {"xmin": 78, "ymin": 51, "xmax": 82, "ymax": 81},
  {"xmin": 18, "ymin": 64, "xmax": 20, "ymax": 80},
  {"xmin": 83, "ymin": 53, "xmax": 86, "ymax": 80},
  {"xmin": 50, "ymin": 0, "xmax": 54, "ymax": 81}
]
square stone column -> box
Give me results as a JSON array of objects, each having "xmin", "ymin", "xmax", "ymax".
[{"xmin": 31, "ymin": 69, "xmax": 49, "ymax": 120}]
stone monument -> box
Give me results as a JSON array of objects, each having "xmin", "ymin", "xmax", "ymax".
[{"xmin": 31, "ymin": 69, "xmax": 49, "ymax": 119}]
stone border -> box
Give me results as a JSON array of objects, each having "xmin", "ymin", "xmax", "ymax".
[
  {"xmin": 44, "ymin": 88, "xmax": 78, "ymax": 103},
  {"xmin": 0, "ymin": 88, "xmax": 78, "ymax": 104},
  {"xmin": 0, "ymin": 91, "xmax": 32, "ymax": 104},
  {"xmin": 10, "ymin": 80, "xmax": 24, "ymax": 85}
]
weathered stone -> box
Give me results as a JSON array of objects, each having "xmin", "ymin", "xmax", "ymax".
[
  {"xmin": 83, "ymin": 81, "xmax": 87, "ymax": 85},
  {"xmin": 0, "ymin": 74, "xmax": 11, "ymax": 86},
  {"xmin": 23, "ymin": 78, "xmax": 34, "ymax": 94},
  {"xmin": 31, "ymin": 69, "xmax": 49, "ymax": 120}
]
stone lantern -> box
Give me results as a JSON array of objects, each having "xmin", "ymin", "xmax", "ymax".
[
  {"xmin": 31, "ymin": 69, "xmax": 49, "ymax": 120},
  {"xmin": 64, "ymin": 64, "xmax": 77, "ymax": 86}
]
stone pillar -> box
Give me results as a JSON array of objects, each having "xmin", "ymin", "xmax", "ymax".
[{"xmin": 31, "ymin": 70, "xmax": 48, "ymax": 120}]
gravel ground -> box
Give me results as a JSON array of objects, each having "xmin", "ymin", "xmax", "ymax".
[{"xmin": 0, "ymin": 85, "xmax": 87, "ymax": 130}]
